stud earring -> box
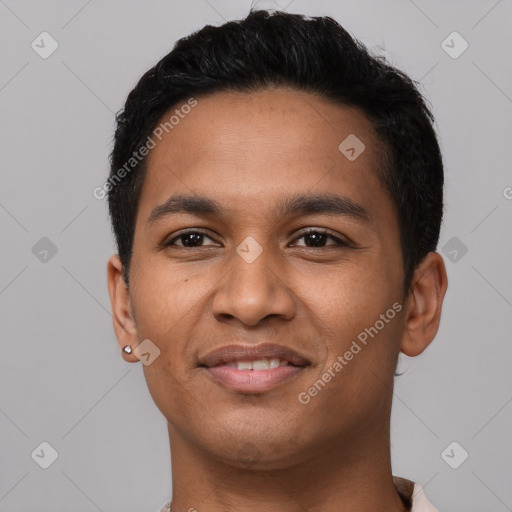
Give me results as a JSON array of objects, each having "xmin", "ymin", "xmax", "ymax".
[{"xmin": 122, "ymin": 345, "xmax": 133, "ymax": 354}]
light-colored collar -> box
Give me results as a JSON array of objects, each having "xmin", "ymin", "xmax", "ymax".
[
  {"xmin": 160, "ymin": 476, "xmax": 439, "ymax": 511},
  {"xmin": 393, "ymin": 476, "xmax": 439, "ymax": 512}
]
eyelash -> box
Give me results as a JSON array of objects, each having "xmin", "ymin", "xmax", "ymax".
[{"xmin": 163, "ymin": 228, "xmax": 351, "ymax": 249}]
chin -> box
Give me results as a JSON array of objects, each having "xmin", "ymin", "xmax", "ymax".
[{"xmin": 196, "ymin": 426, "xmax": 307, "ymax": 471}]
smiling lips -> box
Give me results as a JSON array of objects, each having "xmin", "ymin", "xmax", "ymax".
[{"xmin": 199, "ymin": 343, "xmax": 310, "ymax": 393}]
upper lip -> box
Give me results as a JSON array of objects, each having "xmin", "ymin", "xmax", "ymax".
[{"xmin": 199, "ymin": 343, "xmax": 311, "ymax": 368}]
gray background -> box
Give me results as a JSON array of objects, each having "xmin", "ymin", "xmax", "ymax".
[{"xmin": 0, "ymin": 0, "xmax": 511, "ymax": 511}]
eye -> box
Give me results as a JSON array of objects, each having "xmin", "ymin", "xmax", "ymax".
[
  {"xmin": 164, "ymin": 229, "xmax": 218, "ymax": 248},
  {"xmin": 292, "ymin": 228, "xmax": 350, "ymax": 248},
  {"xmin": 163, "ymin": 228, "xmax": 350, "ymax": 249}
]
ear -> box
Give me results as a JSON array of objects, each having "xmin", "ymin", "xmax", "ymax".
[
  {"xmin": 107, "ymin": 255, "xmax": 139, "ymax": 363},
  {"xmin": 400, "ymin": 252, "xmax": 448, "ymax": 357}
]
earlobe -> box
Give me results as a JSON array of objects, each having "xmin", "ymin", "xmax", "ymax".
[
  {"xmin": 107, "ymin": 255, "xmax": 139, "ymax": 362},
  {"xmin": 400, "ymin": 252, "xmax": 448, "ymax": 357}
]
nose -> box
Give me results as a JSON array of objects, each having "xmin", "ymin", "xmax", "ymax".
[{"xmin": 211, "ymin": 241, "xmax": 296, "ymax": 327}]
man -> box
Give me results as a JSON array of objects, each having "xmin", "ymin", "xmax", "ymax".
[{"xmin": 106, "ymin": 9, "xmax": 448, "ymax": 511}]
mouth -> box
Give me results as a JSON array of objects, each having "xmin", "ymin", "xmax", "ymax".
[{"xmin": 198, "ymin": 343, "xmax": 311, "ymax": 394}]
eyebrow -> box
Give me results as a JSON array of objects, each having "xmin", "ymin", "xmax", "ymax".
[{"xmin": 147, "ymin": 192, "xmax": 371, "ymax": 227}]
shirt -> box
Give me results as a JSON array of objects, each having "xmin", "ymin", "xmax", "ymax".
[
  {"xmin": 393, "ymin": 476, "xmax": 439, "ymax": 511},
  {"xmin": 159, "ymin": 476, "xmax": 439, "ymax": 511}
]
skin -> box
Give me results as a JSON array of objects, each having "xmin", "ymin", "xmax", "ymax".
[{"xmin": 107, "ymin": 86, "xmax": 448, "ymax": 512}]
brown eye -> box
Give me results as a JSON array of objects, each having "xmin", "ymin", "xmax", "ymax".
[
  {"xmin": 293, "ymin": 229, "xmax": 349, "ymax": 248},
  {"xmin": 165, "ymin": 230, "xmax": 217, "ymax": 248}
]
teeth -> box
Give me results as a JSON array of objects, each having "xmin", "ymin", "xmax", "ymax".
[
  {"xmin": 230, "ymin": 358, "xmax": 290, "ymax": 370},
  {"xmin": 252, "ymin": 359, "xmax": 270, "ymax": 370}
]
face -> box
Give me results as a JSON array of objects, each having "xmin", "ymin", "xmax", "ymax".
[{"xmin": 119, "ymin": 87, "xmax": 409, "ymax": 468}]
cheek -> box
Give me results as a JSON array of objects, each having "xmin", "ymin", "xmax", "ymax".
[
  {"xmin": 300, "ymin": 274, "xmax": 403, "ymax": 435},
  {"xmin": 130, "ymin": 257, "xmax": 199, "ymax": 334},
  {"xmin": 130, "ymin": 264, "xmax": 200, "ymax": 417},
  {"xmin": 305, "ymin": 262, "xmax": 402, "ymax": 373}
]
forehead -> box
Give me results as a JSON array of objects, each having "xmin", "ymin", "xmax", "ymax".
[{"xmin": 137, "ymin": 87, "xmax": 392, "ymax": 225}]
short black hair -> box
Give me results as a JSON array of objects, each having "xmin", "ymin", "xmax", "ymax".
[{"xmin": 108, "ymin": 8, "xmax": 443, "ymax": 297}]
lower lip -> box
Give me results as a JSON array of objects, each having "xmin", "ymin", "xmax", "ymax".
[{"xmin": 204, "ymin": 365, "xmax": 305, "ymax": 393}]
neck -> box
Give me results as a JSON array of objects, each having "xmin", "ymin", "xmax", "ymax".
[{"xmin": 167, "ymin": 422, "xmax": 406, "ymax": 512}]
